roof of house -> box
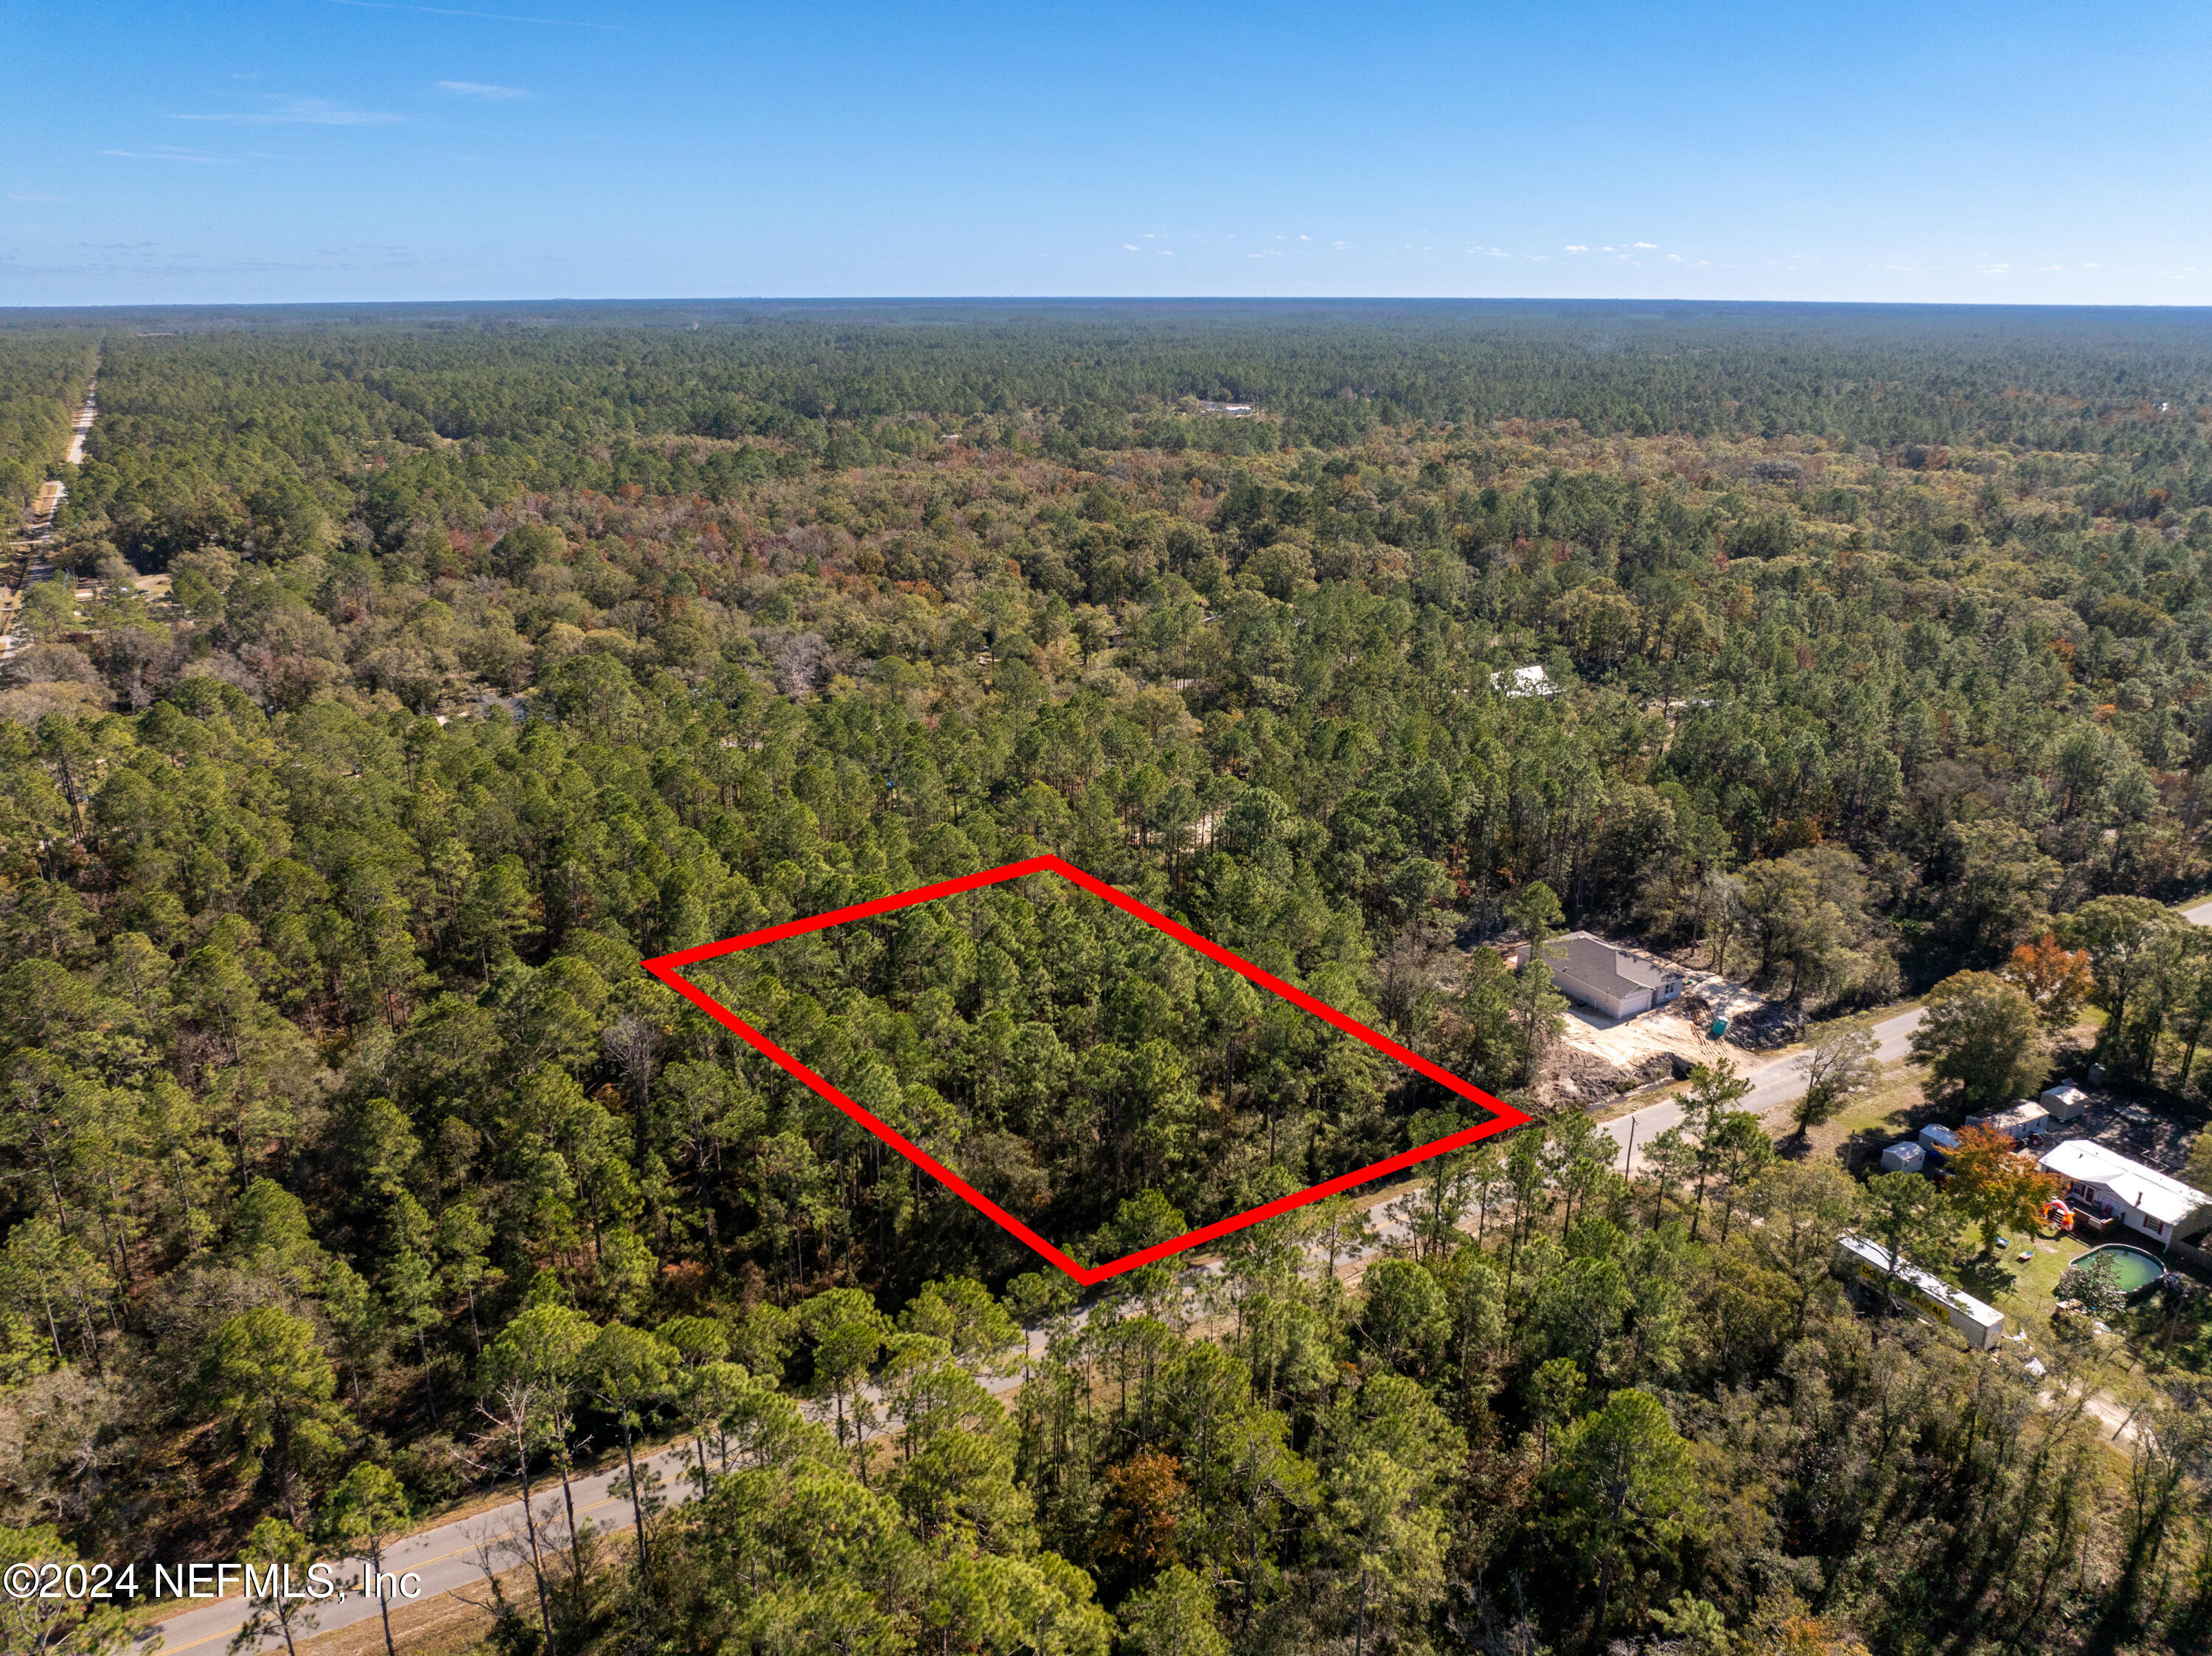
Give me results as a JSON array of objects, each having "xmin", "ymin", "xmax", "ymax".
[
  {"xmin": 1542, "ymin": 931, "xmax": 1665, "ymax": 1000},
  {"xmin": 1492, "ymin": 664, "xmax": 1558, "ymax": 697},
  {"xmin": 2038, "ymin": 1140, "xmax": 2212, "ymax": 1227}
]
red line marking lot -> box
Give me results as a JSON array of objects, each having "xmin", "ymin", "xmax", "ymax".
[{"xmin": 642, "ymin": 854, "xmax": 1533, "ymax": 1285}]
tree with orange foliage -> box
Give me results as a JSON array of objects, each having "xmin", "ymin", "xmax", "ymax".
[
  {"xmin": 2001, "ymin": 931, "xmax": 2093, "ymax": 1031},
  {"xmin": 1945, "ymin": 1124, "xmax": 2063, "ymax": 1254},
  {"xmin": 1102, "ymin": 1447, "xmax": 1190, "ymax": 1570}
]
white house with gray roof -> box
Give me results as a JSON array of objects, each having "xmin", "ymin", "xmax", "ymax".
[{"xmin": 1540, "ymin": 931, "xmax": 1684, "ymax": 1019}]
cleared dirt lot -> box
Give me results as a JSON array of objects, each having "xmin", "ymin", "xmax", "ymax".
[{"xmin": 1546, "ymin": 942, "xmax": 1779, "ymax": 1100}]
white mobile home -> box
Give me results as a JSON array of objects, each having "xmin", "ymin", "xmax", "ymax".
[
  {"xmin": 2037, "ymin": 1140, "xmax": 2212, "ymax": 1247},
  {"xmin": 1837, "ymin": 1234, "xmax": 2007, "ymax": 1350}
]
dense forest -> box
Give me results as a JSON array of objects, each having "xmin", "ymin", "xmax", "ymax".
[{"xmin": 3, "ymin": 301, "xmax": 2212, "ymax": 1656}]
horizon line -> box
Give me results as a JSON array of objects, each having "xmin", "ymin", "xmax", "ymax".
[{"xmin": 4, "ymin": 293, "xmax": 2212, "ymax": 316}]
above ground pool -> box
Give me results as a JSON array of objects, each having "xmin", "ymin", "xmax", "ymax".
[{"xmin": 2074, "ymin": 1244, "xmax": 2166, "ymax": 1296}]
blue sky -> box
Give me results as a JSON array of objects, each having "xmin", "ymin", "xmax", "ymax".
[{"xmin": 4, "ymin": 0, "xmax": 2208, "ymax": 306}]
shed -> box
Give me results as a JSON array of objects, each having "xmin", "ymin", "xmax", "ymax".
[
  {"xmin": 2039, "ymin": 1081, "xmax": 2088, "ymax": 1122},
  {"xmin": 1881, "ymin": 1140, "xmax": 1926, "ymax": 1174},
  {"xmin": 1837, "ymin": 1234, "xmax": 2007, "ymax": 1349},
  {"xmin": 1918, "ymin": 1123, "xmax": 1960, "ymax": 1155},
  {"xmin": 2037, "ymin": 1140, "xmax": 2212, "ymax": 1245},
  {"xmin": 1966, "ymin": 1101, "xmax": 2050, "ymax": 1142},
  {"xmin": 1540, "ymin": 932, "xmax": 1684, "ymax": 1020}
]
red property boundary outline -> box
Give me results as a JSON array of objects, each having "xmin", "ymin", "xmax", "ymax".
[{"xmin": 641, "ymin": 854, "xmax": 1533, "ymax": 1285}]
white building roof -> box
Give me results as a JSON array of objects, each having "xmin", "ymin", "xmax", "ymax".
[
  {"xmin": 1967, "ymin": 1101, "xmax": 2049, "ymax": 1135},
  {"xmin": 1837, "ymin": 1234, "xmax": 2005, "ymax": 1334},
  {"xmin": 1492, "ymin": 664, "xmax": 1558, "ymax": 697},
  {"xmin": 2038, "ymin": 1140, "xmax": 2211, "ymax": 1228}
]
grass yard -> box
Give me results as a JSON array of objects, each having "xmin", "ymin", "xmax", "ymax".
[{"xmin": 1792, "ymin": 1060, "xmax": 1933, "ymax": 1172}]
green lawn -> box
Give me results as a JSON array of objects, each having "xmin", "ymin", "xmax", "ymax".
[
  {"xmin": 1796, "ymin": 1060, "xmax": 1931, "ymax": 1169},
  {"xmin": 1952, "ymin": 1222, "xmax": 2090, "ymax": 1322}
]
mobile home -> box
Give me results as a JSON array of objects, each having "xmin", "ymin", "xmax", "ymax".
[
  {"xmin": 1837, "ymin": 1234, "xmax": 2006, "ymax": 1349},
  {"xmin": 2037, "ymin": 1140, "xmax": 2212, "ymax": 1247}
]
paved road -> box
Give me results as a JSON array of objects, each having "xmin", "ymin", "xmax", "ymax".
[
  {"xmin": 1600, "ymin": 1006, "xmax": 1928, "ymax": 1172},
  {"xmin": 143, "ymin": 1445, "xmax": 703, "ymax": 1655},
  {"xmin": 1590, "ymin": 887, "xmax": 2212, "ymax": 1178}
]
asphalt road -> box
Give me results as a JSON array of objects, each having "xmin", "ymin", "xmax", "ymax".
[
  {"xmin": 1600, "ymin": 1006, "xmax": 1929, "ymax": 1172},
  {"xmin": 142, "ymin": 1445, "xmax": 707, "ymax": 1656}
]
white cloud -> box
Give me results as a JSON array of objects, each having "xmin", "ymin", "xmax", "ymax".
[
  {"xmin": 2084, "ymin": 262, "xmax": 2101, "ymax": 269},
  {"xmin": 1122, "ymin": 244, "xmax": 1139, "ymax": 251},
  {"xmin": 1565, "ymin": 244, "xmax": 1588, "ymax": 252},
  {"xmin": 1665, "ymin": 253, "xmax": 1681, "ymax": 262},
  {"xmin": 1331, "ymin": 240, "xmax": 1349, "ymax": 248},
  {"xmin": 1980, "ymin": 262, "xmax": 2011, "ymax": 274},
  {"xmin": 435, "ymin": 80, "xmax": 526, "ymax": 99},
  {"xmin": 171, "ymin": 95, "xmax": 401, "ymax": 125},
  {"xmin": 1482, "ymin": 246, "xmax": 1508, "ymax": 257},
  {"xmin": 1249, "ymin": 248, "xmax": 1282, "ymax": 258},
  {"xmin": 2038, "ymin": 264, "xmax": 2065, "ymax": 272},
  {"xmin": 1299, "ymin": 234, "xmax": 1311, "ymax": 240},
  {"xmin": 100, "ymin": 147, "xmax": 233, "ymax": 163},
  {"xmin": 1160, "ymin": 250, "xmax": 1174, "ymax": 256},
  {"xmin": 1633, "ymin": 240, "xmax": 1657, "ymax": 248}
]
